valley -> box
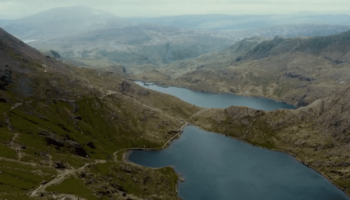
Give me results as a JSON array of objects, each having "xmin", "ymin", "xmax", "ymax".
[{"xmin": 1, "ymin": 4, "xmax": 350, "ymax": 200}]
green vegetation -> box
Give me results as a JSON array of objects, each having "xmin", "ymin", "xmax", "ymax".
[
  {"xmin": 47, "ymin": 178, "xmax": 99, "ymax": 200},
  {"xmin": 0, "ymin": 144, "xmax": 17, "ymax": 159},
  {"xmin": 85, "ymin": 161, "xmax": 179, "ymax": 200},
  {"xmin": 0, "ymin": 66, "xmax": 196, "ymax": 199},
  {"xmin": 0, "ymin": 159, "xmax": 56, "ymax": 198},
  {"xmin": 0, "ymin": 131, "xmax": 13, "ymax": 143}
]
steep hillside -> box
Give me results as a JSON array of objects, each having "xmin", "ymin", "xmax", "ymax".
[{"xmin": 0, "ymin": 28, "xmax": 201, "ymax": 200}]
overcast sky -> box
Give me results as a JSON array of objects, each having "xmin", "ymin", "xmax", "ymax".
[{"xmin": 0, "ymin": 0, "xmax": 350, "ymax": 19}]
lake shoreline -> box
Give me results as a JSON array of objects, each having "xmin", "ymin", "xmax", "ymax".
[
  {"xmin": 131, "ymin": 79, "xmax": 298, "ymax": 108},
  {"xmin": 125, "ymin": 123, "xmax": 350, "ymax": 199}
]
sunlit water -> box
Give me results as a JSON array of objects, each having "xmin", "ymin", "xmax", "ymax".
[{"xmin": 129, "ymin": 81, "xmax": 349, "ymax": 200}]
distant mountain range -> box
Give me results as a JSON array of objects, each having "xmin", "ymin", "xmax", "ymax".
[
  {"xmin": 1, "ymin": 6, "xmax": 349, "ymax": 66},
  {"xmin": 132, "ymin": 14, "xmax": 350, "ymax": 31}
]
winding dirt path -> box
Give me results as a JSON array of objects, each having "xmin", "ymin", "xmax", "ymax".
[
  {"xmin": 113, "ymin": 122, "xmax": 188, "ymax": 162},
  {"xmin": 8, "ymin": 133, "xmax": 23, "ymax": 161},
  {"xmin": 30, "ymin": 160, "xmax": 106, "ymax": 197}
]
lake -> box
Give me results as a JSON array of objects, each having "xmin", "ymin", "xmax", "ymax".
[
  {"xmin": 134, "ymin": 81, "xmax": 296, "ymax": 111},
  {"xmin": 129, "ymin": 81, "xmax": 349, "ymax": 200}
]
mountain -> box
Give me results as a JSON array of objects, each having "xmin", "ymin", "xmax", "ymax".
[
  {"xmin": 0, "ymin": 28, "xmax": 201, "ymax": 199},
  {"xmin": 28, "ymin": 23, "xmax": 350, "ymax": 68},
  {"xmin": 2, "ymin": 7, "xmax": 349, "ymax": 68},
  {"xmin": 30, "ymin": 24, "xmax": 238, "ymax": 67},
  {"xmin": 0, "ymin": 6, "xmax": 131, "ymax": 40}
]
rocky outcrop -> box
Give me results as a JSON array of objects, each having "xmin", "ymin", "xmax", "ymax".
[
  {"xmin": 0, "ymin": 69, "xmax": 12, "ymax": 90},
  {"xmin": 119, "ymin": 81, "xmax": 132, "ymax": 94},
  {"xmin": 45, "ymin": 133, "xmax": 88, "ymax": 157},
  {"xmin": 284, "ymin": 72, "xmax": 314, "ymax": 82},
  {"xmin": 65, "ymin": 140, "xmax": 89, "ymax": 158},
  {"xmin": 45, "ymin": 135, "xmax": 64, "ymax": 148}
]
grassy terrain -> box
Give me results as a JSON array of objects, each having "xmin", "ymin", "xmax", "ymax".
[
  {"xmin": 0, "ymin": 88, "xmax": 194, "ymax": 199},
  {"xmin": 0, "ymin": 159, "xmax": 57, "ymax": 199},
  {"xmin": 0, "ymin": 29, "xmax": 201, "ymax": 199}
]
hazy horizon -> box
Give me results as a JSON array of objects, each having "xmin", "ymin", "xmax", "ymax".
[{"xmin": 1, "ymin": 0, "xmax": 350, "ymax": 19}]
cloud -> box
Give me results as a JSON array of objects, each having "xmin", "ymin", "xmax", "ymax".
[{"xmin": 0, "ymin": 0, "xmax": 350, "ymax": 19}]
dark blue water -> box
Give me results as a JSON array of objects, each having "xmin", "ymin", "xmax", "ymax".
[
  {"xmin": 134, "ymin": 81, "xmax": 296, "ymax": 111},
  {"xmin": 129, "ymin": 127, "xmax": 349, "ymax": 200}
]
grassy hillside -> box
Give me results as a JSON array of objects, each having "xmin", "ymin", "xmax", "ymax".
[{"xmin": 0, "ymin": 28, "xmax": 201, "ymax": 199}]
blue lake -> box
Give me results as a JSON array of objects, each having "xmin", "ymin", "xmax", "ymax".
[
  {"xmin": 134, "ymin": 81, "xmax": 296, "ymax": 111},
  {"xmin": 129, "ymin": 81, "xmax": 349, "ymax": 200}
]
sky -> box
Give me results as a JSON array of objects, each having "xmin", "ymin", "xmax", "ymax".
[{"xmin": 0, "ymin": 0, "xmax": 350, "ymax": 19}]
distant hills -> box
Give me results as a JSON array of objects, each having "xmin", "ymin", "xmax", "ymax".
[
  {"xmin": 132, "ymin": 14, "xmax": 350, "ymax": 31},
  {"xmin": 1, "ymin": 6, "xmax": 350, "ymax": 66},
  {"xmin": 0, "ymin": 6, "xmax": 131, "ymax": 40}
]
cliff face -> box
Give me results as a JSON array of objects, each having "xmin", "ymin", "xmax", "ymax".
[{"xmin": 0, "ymin": 28, "xmax": 201, "ymax": 200}]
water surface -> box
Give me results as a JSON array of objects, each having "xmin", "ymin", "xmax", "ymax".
[
  {"xmin": 134, "ymin": 81, "xmax": 296, "ymax": 111},
  {"xmin": 129, "ymin": 126, "xmax": 349, "ymax": 200}
]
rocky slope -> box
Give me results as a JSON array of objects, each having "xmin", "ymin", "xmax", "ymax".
[{"xmin": 0, "ymin": 28, "xmax": 201, "ymax": 200}]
